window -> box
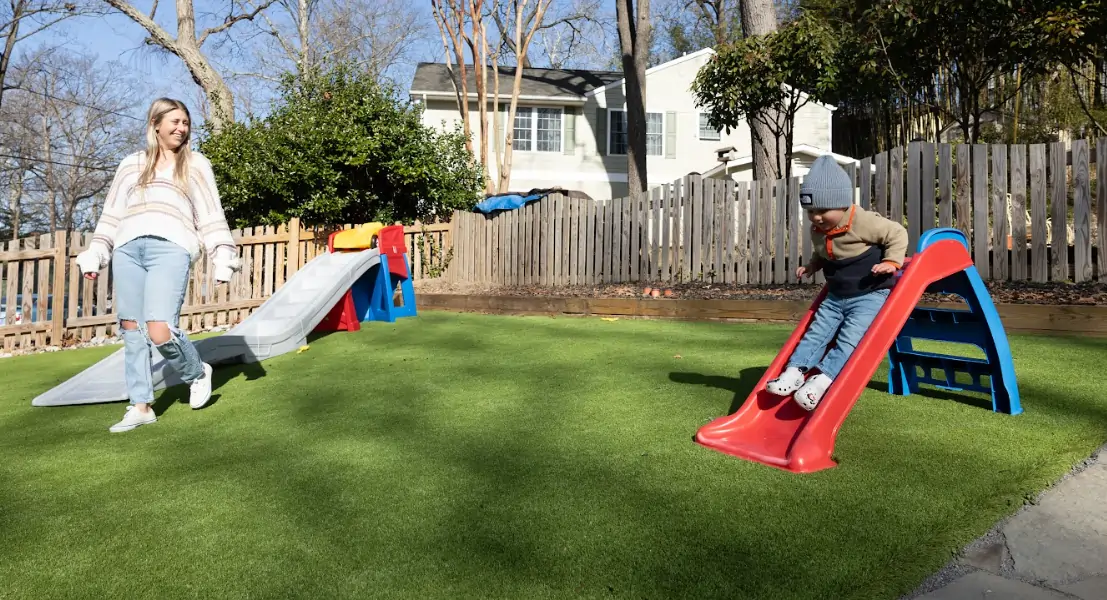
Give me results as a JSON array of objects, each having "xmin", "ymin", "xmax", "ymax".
[
  {"xmin": 609, "ymin": 109, "xmax": 663, "ymax": 156},
  {"xmin": 609, "ymin": 110, "xmax": 628, "ymax": 155},
  {"xmin": 513, "ymin": 107, "xmax": 562, "ymax": 152},
  {"xmin": 698, "ymin": 113, "xmax": 720, "ymax": 140},
  {"xmin": 646, "ymin": 113, "xmax": 664, "ymax": 155}
]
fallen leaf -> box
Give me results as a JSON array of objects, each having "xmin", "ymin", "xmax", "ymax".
[
  {"xmin": 296, "ymin": 345, "xmax": 310, "ymax": 354},
  {"xmin": 673, "ymin": 354, "xmax": 682, "ymax": 359}
]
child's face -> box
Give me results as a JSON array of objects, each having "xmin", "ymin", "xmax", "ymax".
[{"xmin": 807, "ymin": 208, "xmax": 847, "ymax": 230}]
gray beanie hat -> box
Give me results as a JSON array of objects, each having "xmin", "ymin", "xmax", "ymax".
[{"xmin": 799, "ymin": 154, "xmax": 853, "ymax": 210}]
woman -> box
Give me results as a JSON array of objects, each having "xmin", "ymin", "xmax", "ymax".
[{"xmin": 77, "ymin": 98, "xmax": 241, "ymax": 433}]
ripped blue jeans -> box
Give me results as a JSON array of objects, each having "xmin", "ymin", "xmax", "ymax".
[{"xmin": 112, "ymin": 236, "xmax": 204, "ymax": 405}]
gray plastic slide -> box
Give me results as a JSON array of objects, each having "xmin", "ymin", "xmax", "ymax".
[{"xmin": 32, "ymin": 248, "xmax": 381, "ymax": 407}]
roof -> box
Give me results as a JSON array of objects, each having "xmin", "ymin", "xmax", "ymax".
[
  {"xmin": 702, "ymin": 145, "xmax": 862, "ymax": 178},
  {"xmin": 409, "ymin": 49, "xmax": 837, "ymax": 111},
  {"xmin": 584, "ymin": 48, "xmax": 716, "ymax": 97},
  {"xmin": 410, "ymin": 63, "xmax": 624, "ymax": 99}
]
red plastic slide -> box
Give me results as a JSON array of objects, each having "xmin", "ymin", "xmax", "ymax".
[{"xmin": 695, "ymin": 239, "xmax": 974, "ymax": 473}]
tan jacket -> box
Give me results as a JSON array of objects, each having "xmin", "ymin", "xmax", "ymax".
[{"xmin": 808, "ymin": 205, "xmax": 908, "ymax": 270}]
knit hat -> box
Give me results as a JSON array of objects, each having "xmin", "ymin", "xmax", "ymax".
[{"xmin": 799, "ymin": 155, "xmax": 853, "ymax": 210}]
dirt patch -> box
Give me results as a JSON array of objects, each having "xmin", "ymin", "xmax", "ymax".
[{"xmin": 415, "ymin": 279, "xmax": 1107, "ymax": 306}]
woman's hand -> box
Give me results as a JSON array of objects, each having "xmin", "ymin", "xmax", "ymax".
[{"xmin": 83, "ymin": 272, "xmax": 98, "ymax": 280}]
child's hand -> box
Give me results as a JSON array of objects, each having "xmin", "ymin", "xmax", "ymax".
[
  {"xmin": 795, "ymin": 265, "xmax": 808, "ymax": 279},
  {"xmin": 871, "ymin": 262, "xmax": 898, "ymax": 275}
]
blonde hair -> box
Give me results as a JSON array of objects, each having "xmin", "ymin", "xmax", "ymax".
[{"xmin": 138, "ymin": 97, "xmax": 192, "ymax": 194}]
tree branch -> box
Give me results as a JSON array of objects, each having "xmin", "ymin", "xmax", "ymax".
[
  {"xmin": 103, "ymin": 0, "xmax": 179, "ymax": 52},
  {"xmin": 1069, "ymin": 66, "xmax": 1107, "ymax": 136},
  {"xmin": 197, "ymin": 0, "xmax": 278, "ymax": 47}
]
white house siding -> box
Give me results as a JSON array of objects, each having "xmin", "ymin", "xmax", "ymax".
[{"xmin": 413, "ymin": 50, "xmax": 836, "ymax": 202}]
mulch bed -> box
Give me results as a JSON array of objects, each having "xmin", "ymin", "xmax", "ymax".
[{"xmin": 415, "ymin": 279, "xmax": 1107, "ymax": 306}]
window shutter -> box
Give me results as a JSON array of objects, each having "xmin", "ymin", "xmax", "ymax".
[
  {"xmin": 564, "ymin": 108, "xmax": 576, "ymax": 155},
  {"xmin": 595, "ymin": 107, "xmax": 607, "ymax": 155},
  {"xmin": 665, "ymin": 111, "xmax": 677, "ymax": 159}
]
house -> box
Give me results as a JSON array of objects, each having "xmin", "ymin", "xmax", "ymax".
[{"xmin": 409, "ymin": 48, "xmax": 847, "ymax": 201}]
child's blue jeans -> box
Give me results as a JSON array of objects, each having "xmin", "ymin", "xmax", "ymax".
[
  {"xmin": 786, "ymin": 288, "xmax": 891, "ymax": 380},
  {"xmin": 112, "ymin": 236, "xmax": 204, "ymax": 405}
]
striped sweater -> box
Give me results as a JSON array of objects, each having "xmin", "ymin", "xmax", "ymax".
[{"xmin": 77, "ymin": 151, "xmax": 240, "ymax": 281}]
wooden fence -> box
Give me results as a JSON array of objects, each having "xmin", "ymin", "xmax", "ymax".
[
  {"xmin": 0, "ymin": 219, "xmax": 451, "ymax": 352},
  {"xmin": 447, "ymin": 138, "xmax": 1106, "ymax": 287}
]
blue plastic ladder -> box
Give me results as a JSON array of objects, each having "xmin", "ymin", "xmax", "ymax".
[
  {"xmin": 365, "ymin": 252, "xmax": 418, "ymax": 323},
  {"xmin": 886, "ymin": 229, "xmax": 1022, "ymax": 415}
]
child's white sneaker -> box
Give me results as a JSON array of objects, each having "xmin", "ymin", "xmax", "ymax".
[
  {"xmin": 794, "ymin": 373, "xmax": 834, "ymax": 411},
  {"xmin": 766, "ymin": 367, "xmax": 806, "ymax": 396},
  {"xmin": 189, "ymin": 363, "xmax": 214, "ymax": 409},
  {"xmin": 109, "ymin": 405, "xmax": 157, "ymax": 433}
]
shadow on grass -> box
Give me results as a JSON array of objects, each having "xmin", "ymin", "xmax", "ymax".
[
  {"xmin": 669, "ymin": 367, "xmax": 768, "ymax": 414},
  {"xmin": 153, "ymin": 358, "xmax": 268, "ymax": 416},
  {"xmin": 864, "ymin": 379, "xmax": 996, "ymax": 412}
]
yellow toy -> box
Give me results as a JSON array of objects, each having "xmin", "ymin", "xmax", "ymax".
[{"xmin": 331, "ymin": 222, "xmax": 384, "ymax": 250}]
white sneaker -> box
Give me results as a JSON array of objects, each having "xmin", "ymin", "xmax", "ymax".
[
  {"xmin": 109, "ymin": 405, "xmax": 157, "ymax": 432},
  {"xmin": 795, "ymin": 373, "xmax": 834, "ymax": 411},
  {"xmin": 189, "ymin": 363, "xmax": 214, "ymax": 409},
  {"xmin": 766, "ymin": 367, "xmax": 806, "ymax": 396}
]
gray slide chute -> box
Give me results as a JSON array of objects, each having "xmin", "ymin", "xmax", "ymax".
[{"xmin": 32, "ymin": 249, "xmax": 381, "ymax": 407}]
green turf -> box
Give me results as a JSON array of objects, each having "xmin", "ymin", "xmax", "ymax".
[{"xmin": 1, "ymin": 313, "xmax": 1104, "ymax": 600}]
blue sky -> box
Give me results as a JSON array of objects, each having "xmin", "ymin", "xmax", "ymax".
[{"xmin": 39, "ymin": 2, "xmax": 448, "ymax": 128}]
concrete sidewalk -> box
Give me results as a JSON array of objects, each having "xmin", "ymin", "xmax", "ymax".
[{"xmin": 903, "ymin": 445, "xmax": 1107, "ymax": 600}]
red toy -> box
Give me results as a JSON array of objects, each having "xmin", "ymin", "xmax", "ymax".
[{"xmin": 695, "ymin": 238, "xmax": 974, "ymax": 473}]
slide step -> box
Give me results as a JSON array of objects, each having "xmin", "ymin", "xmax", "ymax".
[
  {"xmin": 898, "ymin": 308, "xmax": 989, "ymax": 344},
  {"xmin": 894, "ymin": 350, "xmax": 993, "ymax": 394}
]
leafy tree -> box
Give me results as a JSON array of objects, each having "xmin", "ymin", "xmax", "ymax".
[
  {"xmin": 691, "ymin": 9, "xmax": 838, "ymax": 180},
  {"xmin": 832, "ymin": 0, "xmax": 1105, "ymax": 145},
  {"xmin": 199, "ymin": 63, "xmax": 484, "ymax": 228}
]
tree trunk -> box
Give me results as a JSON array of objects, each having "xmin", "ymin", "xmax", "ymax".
[
  {"xmin": 738, "ymin": 0, "xmax": 779, "ymax": 181},
  {"xmin": 41, "ymin": 117, "xmax": 57, "ymax": 231},
  {"xmin": 0, "ymin": 0, "xmax": 24, "ymax": 112},
  {"xmin": 616, "ymin": 0, "xmax": 650, "ymax": 195},
  {"xmin": 469, "ymin": 0, "xmax": 489, "ymax": 190},
  {"xmin": 497, "ymin": 0, "xmax": 553, "ymax": 193},
  {"xmin": 103, "ymin": 0, "xmax": 274, "ymax": 134},
  {"xmin": 9, "ymin": 172, "xmax": 23, "ymax": 240},
  {"xmin": 430, "ymin": 0, "xmax": 473, "ymax": 158}
]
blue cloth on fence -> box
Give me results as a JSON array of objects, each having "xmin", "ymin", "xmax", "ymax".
[{"xmin": 474, "ymin": 192, "xmax": 545, "ymax": 213}]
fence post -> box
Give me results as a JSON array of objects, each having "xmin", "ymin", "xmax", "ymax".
[
  {"xmin": 448, "ymin": 211, "xmax": 460, "ymax": 282},
  {"xmin": 287, "ymin": 217, "xmax": 301, "ymax": 275},
  {"xmin": 50, "ymin": 230, "xmax": 67, "ymax": 345}
]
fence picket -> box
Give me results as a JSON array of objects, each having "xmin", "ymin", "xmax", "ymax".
[
  {"xmin": 939, "ymin": 144, "xmax": 953, "ymax": 228},
  {"xmin": 1010, "ymin": 144, "xmax": 1028, "ymax": 281},
  {"xmin": 1072, "ymin": 139, "xmax": 1092, "ymax": 282},
  {"xmin": 972, "ymin": 145, "xmax": 991, "ymax": 277},
  {"xmin": 1030, "ymin": 144, "xmax": 1049, "ymax": 282},
  {"xmin": 1050, "ymin": 141, "xmax": 1068, "ymax": 282},
  {"xmin": 992, "ymin": 144, "xmax": 1010, "ymax": 281}
]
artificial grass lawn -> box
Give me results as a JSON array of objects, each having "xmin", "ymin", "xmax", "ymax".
[{"xmin": 1, "ymin": 313, "xmax": 1105, "ymax": 600}]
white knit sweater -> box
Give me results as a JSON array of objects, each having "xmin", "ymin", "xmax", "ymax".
[{"xmin": 76, "ymin": 151, "xmax": 240, "ymax": 281}]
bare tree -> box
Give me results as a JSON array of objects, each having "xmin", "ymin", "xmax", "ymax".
[
  {"xmin": 0, "ymin": 0, "xmax": 102, "ymax": 111},
  {"xmin": 494, "ymin": 0, "xmax": 554, "ymax": 193},
  {"xmin": 738, "ymin": 0, "xmax": 780, "ymax": 181},
  {"xmin": 431, "ymin": 0, "xmax": 474, "ymax": 159},
  {"xmin": 0, "ymin": 49, "xmax": 140, "ymax": 234},
  {"xmin": 491, "ymin": 0, "xmax": 604, "ymax": 69},
  {"xmin": 616, "ymin": 0, "xmax": 651, "ymax": 195},
  {"xmin": 101, "ymin": 0, "xmax": 277, "ymax": 133},
  {"xmin": 237, "ymin": 0, "xmax": 425, "ymax": 86}
]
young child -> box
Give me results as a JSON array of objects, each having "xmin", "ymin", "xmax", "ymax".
[{"xmin": 766, "ymin": 154, "xmax": 908, "ymax": 410}]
